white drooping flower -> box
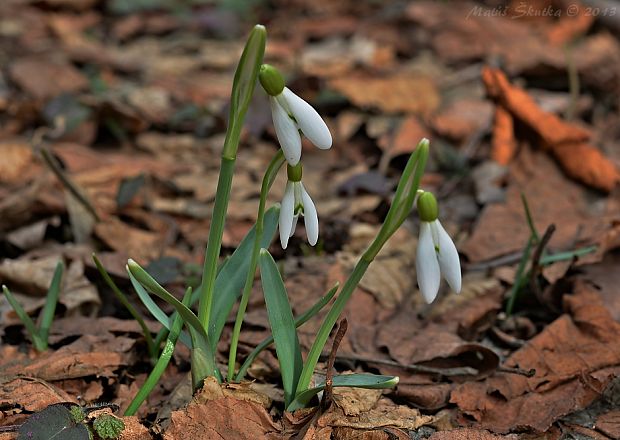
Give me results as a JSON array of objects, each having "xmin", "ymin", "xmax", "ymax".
[
  {"xmin": 415, "ymin": 192, "xmax": 461, "ymax": 303},
  {"xmin": 279, "ymin": 168, "xmax": 318, "ymax": 249},
  {"xmin": 260, "ymin": 64, "xmax": 332, "ymax": 166}
]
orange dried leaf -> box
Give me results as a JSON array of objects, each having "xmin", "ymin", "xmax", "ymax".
[{"xmin": 491, "ymin": 106, "xmax": 517, "ymax": 165}]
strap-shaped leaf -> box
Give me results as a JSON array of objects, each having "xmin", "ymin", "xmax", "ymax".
[
  {"xmin": 236, "ymin": 282, "xmax": 338, "ymax": 381},
  {"xmin": 127, "ymin": 260, "xmax": 220, "ymax": 380},
  {"xmin": 288, "ymin": 374, "xmax": 399, "ymax": 411},
  {"xmin": 2, "ymin": 285, "xmax": 46, "ymax": 351},
  {"xmin": 128, "ymin": 269, "xmax": 192, "ymax": 348},
  {"xmin": 38, "ymin": 261, "xmax": 64, "ymax": 344},
  {"xmin": 259, "ymin": 249, "xmax": 303, "ymax": 407},
  {"xmin": 207, "ymin": 204, "xmax": 280, "ymax": 349}
]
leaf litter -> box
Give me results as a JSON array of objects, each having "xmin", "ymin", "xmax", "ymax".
[{"xmin": 0, "ymin": 0, "xmax": 619, "ymax": 439}]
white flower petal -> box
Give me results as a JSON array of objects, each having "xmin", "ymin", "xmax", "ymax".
[
  {"xmin": 435, "ymin": 220, "xmax": 462, "ymax": 294},
  {"xmin": 416, "ymin": 222, "xmax": 441, "ymax": 303},
  {"xmin": 289, "ymin": 214, "xmax": 299, "ymax": 238},
  {"xmin": 270, "ymin": 96, "xmax": 301, "ymax": 165},
  {"xmin": 279, "ymin": 182, "xmax": 296, "ymax": 249},
  {"xmin": 300, "ymin": 183, "xmax": 319, "ymax": 246},
  {"xmin": 282, "ymin": 88, "xmax": 332, "ymax": 150}
]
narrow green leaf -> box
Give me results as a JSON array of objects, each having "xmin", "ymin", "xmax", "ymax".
[
  {"xmin": 540, "ymin": 245, "xmax": 596, "ymax": 265},
  {"xmin": 126, "ymin": 260, "xmax": 220, "ymax": 381},
  {"xmin": 259, "ymin": 249, "xmax": 303, "ymax": 406},
  {"xmin": 207, "ymin": 204, "xmax": 280, "ymax": 350},
  {"xmin": 236, "ymin": 282, "xmax": 338, "ymax": 381},
  {"xmin": 38, "ymin": 261, "xmax": 64, "ymax": 345},
  {"xmin": 125, "ymin": 287, "xmax": 192, "ymax": 416},
  {"xmin": 3, "ymin": 285, "xmax": 46, "ymax": 351},
  {"xmin": 93, "ymin": 255, "xmax": 157, "ymax": 358},
  {"xmin": 288, "ymin": 374, "xmax": 399, "ymax": 411}
]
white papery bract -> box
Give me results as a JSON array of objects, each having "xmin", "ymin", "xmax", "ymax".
[
  {"xmin": 269, "ymin": 87, "xmax": 332, "ymax": 166},
  {"xmin": 279, "ymin": 181, "xmax": 319, "ymax": 249},
  {"xmin": 415, "ymin": 220, "xmax": 461, "ymax": 303}
]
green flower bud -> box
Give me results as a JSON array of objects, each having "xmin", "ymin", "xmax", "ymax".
[
  {"xmin": 259, "ymin": 64, "xmax": 285, "ymax": 96},
  {"xmin": 417, "ymin": 192, "xmax": 438, "ymax": 222},
  {"xmin": 286, "ymin": 163, "xmax": 303, "ymax": 182}
]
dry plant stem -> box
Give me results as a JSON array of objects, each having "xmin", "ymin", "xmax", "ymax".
[
  {"xmin": 227, "ymin": 151, "xmax": 285, "ymax": 381},
  {"xmin": 496, "ymin": 366, "xmax": 536, "ymax": 377},
  {"xmin": 39, "ymin": 148, "xmax": 100, "ymax": 222},
  {"xmin": 321, "ymin": 318, "xmax": 348, "ymax": 410},
  {"xmin": 333, "ymin": 354, "xmax": 479, "ymax": 378}
]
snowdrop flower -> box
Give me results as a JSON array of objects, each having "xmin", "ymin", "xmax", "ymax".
[
  {"xmin": 279, "ymin": 163, "xmax": 319, "ymax": 249},
  {"xmin": 415, "ymin": 191, "xmax": 461, "ymax": 303},
  {"xmin": 259, "ymin": 64, "xmax": 332, "ymax": 166}
]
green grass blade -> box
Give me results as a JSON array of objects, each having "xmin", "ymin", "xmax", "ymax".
[
  {"xmin": 259, "ymin": 249, "xmax": 303, "ymax": 407},
  {"xmin": 540, "ymin": 245, "xmax": 596, "ymax": 265},
  {"xmin": 236, "ymin": 282, "xmax": 338, "ymax": 381},
  {"xmin": 124, "ymin": 287, "xmax": 192, "ymax": 416},
  {"xmin": 287, "ymin": 374, "xmax": 399, "ymax": 411},
  {"xmin": 38, "ymin": 261, "xmax": 64, "ymax": 345},
  {"xmin": 127, "ymin": 260, "xmax": 220, "ymax": 381},
  {"xmin": 520, "ymin": 193, "xmax": 539, "ymax": 243},
  {"xmin": 93, "ymin": 255, "xmax": 157, "ymax": 358},
  {"xmin": 505, "ymin": 236, "xmax": 534, "ymax": 315},
  {"xmin": 2, "ymin": 285, "xmax": 46, "ymax": 351}
]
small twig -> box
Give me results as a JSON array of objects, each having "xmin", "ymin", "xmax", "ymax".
[
  {"xmin": 529, "ymin": 224, "xmax": 555, "ymax": 304},
  {"xmin": 331, "ymin": 353, "xmax": 479, "ymax": 377},
  {"xmin": 39, "ymin": 149, "xmax": 101, "ymax": 222},
  {"xmin": 496, "ymin": 366, "xmax": 536, "ymax": 377},
  {"xmin": 321, "ymin": 318, "xmax": 348, "ymax": 411}
]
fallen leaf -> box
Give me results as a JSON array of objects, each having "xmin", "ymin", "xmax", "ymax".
[
  {"xmin": 596, "ymin": 410, "xmax": 620, "ymax": 439},
  {"xmin": 451, "ymin": 280, "xmax": 620, "ymax": 433},
  {"xmin": 9, "ymin": 57, "xmax": 88, "ymax": 100},
  {"xmin": 490, "ymin": 106, "xmax": 516, "ymax": 166},
  {"xmin": 329, "ymin": 72, "xmax": 440, "ymax": 115},
  {"xmin": 482, "ymin": 67, "xmax": 619, "ymax": 191},
  {"xmin": 462, "ymin": 148, "xmax": 609, "ymax": 263},
  {"xmin": 428, "ymin": 428, "xmax": 519, "ymax": 439},
  {"xmin": 163, "ymin": 396, "xmax": 281, "ymax": 440}
]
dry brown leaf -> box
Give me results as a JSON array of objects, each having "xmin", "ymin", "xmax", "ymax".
[
  {"xmin": 482, "ymin": 67, "xmax": 619, "ymax": 191},
  {"xmin": 431, "ymin": 99, "xmax": 493, "ymax": 142},
  {"xmin": 329, "ymin": 73, "xmax": 439, "ymax": 115},
  {"xmin": 596, "ymin": 410, "xmax": 620, "ymax": 439},
  {"xmin": 119, "ymin": 416, "xmax": 152, "ymax": 440},
  {"xmin": 451, "ymin": 280, "xmax": 620, "ymax": 433},
  {"xmin": 546, "ymin": 3, "xmax": 594, "ymax": 46},
  {"xmin": 95, "ymin": 218, "xmax": 163, "ymax": 263},
  {"xmin": 0, "ymin": 141, "xmax": 36, "ymax": 185},
  {"xmin": 491, "ymin": 106, "xmax": 516, "ymax": 166},
  {"xmin": 317, "ymin": 399, "xmax": 434, "ymax": 431},
  {"xmin": 428, "ymin": 428, "xmax": 519, "ymax": 440},
  {"xmin": 462, "ymin": 148, "xmax": 609, "ymax": 263},
  {"xmin": 9, "ymin": 57, "xmax": 88, "ymax": 100},
  {"xmin": 163, "ymin": 396, "xmax": 281, "ymax": 440},
  {"xmin": 0, "ymin": 334, "xmax": 136, "ymax": 381}
]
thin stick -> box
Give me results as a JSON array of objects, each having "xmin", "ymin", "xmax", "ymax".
[{"xmin": 321, "ymin": 318, "xmax": 348, "ymax": 410}]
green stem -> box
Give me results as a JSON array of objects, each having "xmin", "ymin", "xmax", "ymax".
[
  {"xmin": 38, "ymin": 261, "xmax": 64, "ymax": 346},
  {"xmin": 295, "ymin": 257, "xmax": 371, "ymax": 396},
  {"xmin": 228, "ymin": 151, "xmax": 285, "ymax": 381},
  {"xmin": 197, "ymin": 156, "xmax": 236, "ymax": 329},
  {"xmin": 93, "ymin": 254, "xmax": 157, "ymax": 359},
  {"xmin": 235, "ymin": 282, "xmax": 338, "ymax": 381},
  {"xmin": 124, "ymin": 287, "xmax": 192, "ymax": 416}
]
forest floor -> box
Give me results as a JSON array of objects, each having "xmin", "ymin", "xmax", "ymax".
[{"xmin": 0, "ymin": 0, "xmax": 619, "ymax": 439}]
